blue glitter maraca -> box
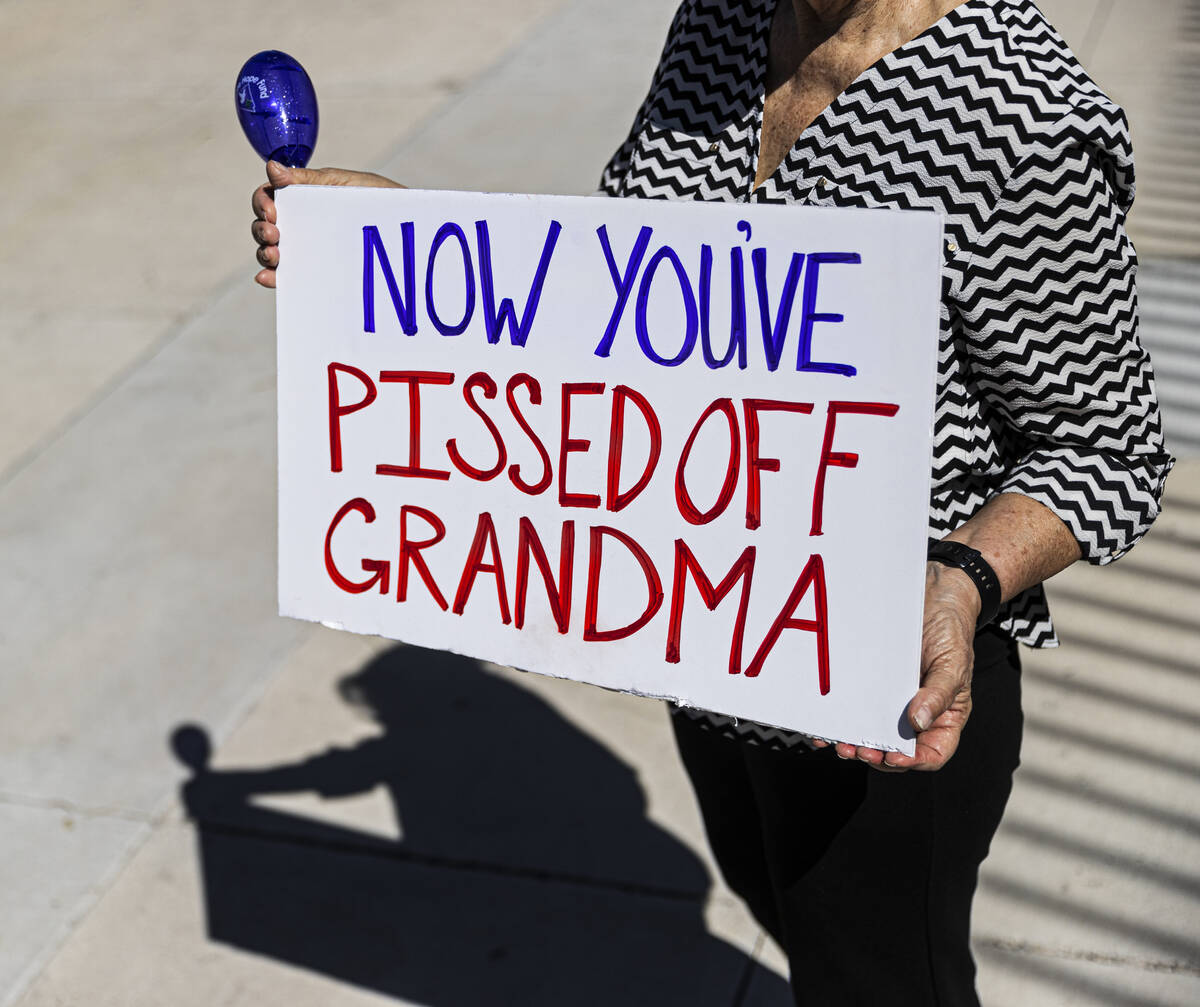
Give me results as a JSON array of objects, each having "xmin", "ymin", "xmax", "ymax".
[{"xmin": 235, "ymin": 50, "xmax": 318, "ymax": 167}]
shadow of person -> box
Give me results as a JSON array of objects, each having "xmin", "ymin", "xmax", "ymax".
[{"xmin": 172, "ymin": 644, "xmax": 789, "ymax": 1006}]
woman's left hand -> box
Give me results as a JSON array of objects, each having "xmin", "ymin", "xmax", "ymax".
[
  {"xmin": 818, "ymin": 560, "xmax": 980, "ymax": 772},
  {"xmin": 810, "ymin": 492, "xmax": 1080, "ymax": 772}
]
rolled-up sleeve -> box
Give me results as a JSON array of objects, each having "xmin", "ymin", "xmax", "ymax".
[{"xmin": 957, "ymin": 144, "xmax": 1174, "ymax": 564}]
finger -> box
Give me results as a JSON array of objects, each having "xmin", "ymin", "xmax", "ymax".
[
  {"xmin": 252, "ymin": 183, "xmax": 276, "ymax": 224},
  {"xmin": 883, "ymin": 751, "xmax": 918, "ymax": 771},
  {"xmin": 871, "ymin": 761, "xmax": 908, "ymax": 774},
  {"xmin": 896, "ymin": 707, "xmax": 969, "ymax": 771},
  {"xmin": 251, "ymin": 219, "xmax": 279, "ymax": 247},
  {"xmin": 831, "ymin": 743, "xmax": 906, "ymax": 772},
  {"xmin": 256, "ymin": 245, "xmax": 278, "ymax": 268},
  {"xmin": 854, "ymin": 747, "xmax": 886, "ymax": 767},
  {"xmin": 255, "ymin": 267, "xmax": 276, "ymax": 288},
  {"xmin": 901, "ymin": 734, "xmax": 961, "ymax": 771}
]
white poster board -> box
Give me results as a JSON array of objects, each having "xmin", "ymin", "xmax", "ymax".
[{"xmin": 276, "ymin": 186, "xmax": 942, "ymax": 753}]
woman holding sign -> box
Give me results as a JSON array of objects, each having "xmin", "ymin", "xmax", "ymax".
[{"xmin": 251, "ymin": 0, "xmax": 1173, "ymax": 1003}]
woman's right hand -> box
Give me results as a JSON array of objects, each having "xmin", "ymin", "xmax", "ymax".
[{"xmin": 252, "ymin": 160, "xmax": 405, "ymax": 288}]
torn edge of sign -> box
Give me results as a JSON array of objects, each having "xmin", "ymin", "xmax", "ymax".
[{"xmin": 293, "ymin": 610, "xmax": 910, "ymax": 754}]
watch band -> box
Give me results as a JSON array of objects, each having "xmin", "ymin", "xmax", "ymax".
[{"xmin": 928, "ymin": 540, "xmax": 1002, "ymax": 629}]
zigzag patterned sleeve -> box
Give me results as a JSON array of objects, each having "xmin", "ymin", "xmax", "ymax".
[
  {"xmin": 596, "ymin": 1, "xmax": 695, "ymax": 196},
  {"xmin": 957, "ymin": 145, "xmax": 1174, "ymax": 564}
]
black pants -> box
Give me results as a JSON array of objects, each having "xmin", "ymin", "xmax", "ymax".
[{"xmin": 672, "ymin": 626, "xmax": 1022, "ymax": 1007}]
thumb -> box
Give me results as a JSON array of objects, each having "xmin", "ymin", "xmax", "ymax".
[
  {"xmin": 265, "ymin": 160, "xmax": 318, "ymax": 188},
  {"xmin": 910, "ymin": 674, "xmax": 953, "ymax": 733},
  {"xmin": 910, "ymin": 650, "xmax": 968, "ymax": 732}
]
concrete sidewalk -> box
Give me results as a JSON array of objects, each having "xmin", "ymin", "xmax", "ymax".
[{"xmin": 1, "ymin": 1, "xmax": 1197, "ymax": 1005}]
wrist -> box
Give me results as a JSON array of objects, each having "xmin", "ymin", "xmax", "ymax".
[
  {"xmin": 927, "ymin": 540, "xmax": 1002, "ymax": 628},
  {"xmin": 926, "ymin": 561, "xmax": 983, "ymax": 622}
]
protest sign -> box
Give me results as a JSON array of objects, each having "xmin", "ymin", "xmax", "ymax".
[{"xmin": 276, "ymin": 186, "xmax": 942, "ymax": 752}]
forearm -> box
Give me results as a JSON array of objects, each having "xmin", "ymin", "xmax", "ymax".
[{"xmin": 943, "ymin": 491, "xmax": 1082, "ymax": 608}]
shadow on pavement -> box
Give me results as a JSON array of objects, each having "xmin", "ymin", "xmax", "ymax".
[{"xmin": 171, "ymin": 644, "xmax": 788, "ymax": 1006}]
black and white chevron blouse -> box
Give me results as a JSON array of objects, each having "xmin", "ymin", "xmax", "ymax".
[{"xmin": 599, "ymin": 0, "xmax": 1173, "ymax": 664}]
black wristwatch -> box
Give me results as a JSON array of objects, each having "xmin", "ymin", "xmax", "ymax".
[{"xmin": 928, "ymin": 540, "xmax": 1002, "ymax": 629}]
